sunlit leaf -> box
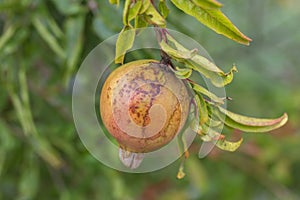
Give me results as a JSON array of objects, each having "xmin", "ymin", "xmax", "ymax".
[
  {"xmin": 172, "ymin": 66, "xmax": 193, "ymax": 79},
  {"xmin": 123, "ymin": 0, "xmax": 131, "ymax": 26},
  {"xmin": 191, "ymin": 82, "xmax": 224, "ymax": 104},
  {"xmin": 215, "ymin": 106, "xmax": 288, "ymax": 132},
  {"xmin": 191, "ymin": 0, "xmax": 222, "ymax": 9},
  {"xmin": 194, "ymin": 93, "xmax": 209, "ymax": 125},
  {"xmin": 216, "ymin": 137, "xmax": 243, "ymax": 152},
  {"xmin": 139, "ymin": 0, "xmax": 151, "ymax": 14},
  {"xmin": 186, "ymin": 60, "xmax": 237, "ymax": 87},
  {"xmin": 109, "ymin": 0, "xmax": 120, "ymax": 6},
  {"xmin": 160, "ymin": 35, "xmax": 238, "ymax": 87},
  {"xmin": 166, "ymin": 34, "xmax": 221, "ymax": 72},
  {"xmin": 128, "ymin": 0, "xmax": 143, "ymax": 22},
  {"xmin": 115, "ymin": 26, "xmax": 135, "ymax": 64},
  {"xmin": 144, "ymin": 2, "xmax": 166, "ymax": 26},
  {"xmin": 159, "ymin": 0, "xmax": 170, "ymax": 18},
  {"xmin": 160, "ymin": 40, "xmax": 198, "ymax": 59},
  {"xmin": 134, "ymin": 15, "xmax": 148, "ymax": 29},
  {"xmin": 199, "ymin": 123, "xmax": 243, "ymax": 151},
  {"xmin": 170, "ymin": 0, "xmax": 252, "ymax": 45}
]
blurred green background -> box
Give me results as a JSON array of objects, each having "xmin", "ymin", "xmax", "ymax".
[{"xmin": 1, "ymin": 0, "xmax": 300, "ymax": 199}]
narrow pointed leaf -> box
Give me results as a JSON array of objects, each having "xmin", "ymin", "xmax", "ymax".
[
  {"xmin": 194, "ymin": 93, "xmax": 209, "ymax": 125},
  {"xmin": 159, "ymin": 0, "xmax": 170, "ymax": 18},
  {"xmin": 206, "ymin": 118, "xmax": 223, "ymax": 128},
  {"xmin": 144, "ymin": 3, "xmax": 166, "ymax": 26},
  {"xmin": 115, "ymin": 26, "xmax": 135, "ymax": 64},
  {"xmin": 160, "ymin": 40, "xmax": 198, "ymax": 59},
  {"xmin": 191, "ymin": 0, "xmax": 222, "ymax": 9},
  {"xmin": 165, "ymin": 35, "xmax": 222, "ymax": 72},
  {"xmin": 128, "ymin": 0, "xmax": 143, "ymax": 22},
  {"xmin": 172, "ymin": 66, "xmax": 193, "ymax": 79},
  {"xmin": 160, "ymin": 36, "xmax": 237, "ymax": 87},
  {"xmin": 170, "ymin": 0, "xmax": 252, "ymax": 45},
  {"xmin": 47, "ymin": 15, "xmax": 64, "ymax": 39},
  {"xmin": 135, "ymin": 15, "xmax": 148, "ymax": 29},
  {"xmin": 139, "ymin": 0, "xmax": 151, "ymax": 14},
  {"xmin": 215, "ymin": 106, "xmax": 288, "ymax": 132},
  {"xmin": 216, "ymin": 137, "xmax": 243, "ymax": 152},
  {"xmin": 64, "ymin": 15, "xmax": 85, "ymax": 84},
  {"xmin": 0, "ymin": 24, "xmax": 17, "ymax": 51},
  {"xmin": 32, "ymin": 17, "xmax": 65, "ymax": 59},
  {"xmin": 123, "ymin": 0, "xmax": 131, "ymax": 25},
  {"xmin": 186, "ymin": 60, "xmax": 237, "ymax": 87},
  {"xmin": 191, "ymin": 82, "xmax": 224, "ymax": 104},
  {"xmin": 199, "ymin": 123, "xmax": 243, "ymax": 151}
]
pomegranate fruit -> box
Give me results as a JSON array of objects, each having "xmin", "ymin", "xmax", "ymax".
[{"xmin": 100, "ymin": 59, "xmax": 190, "ymax": 153}]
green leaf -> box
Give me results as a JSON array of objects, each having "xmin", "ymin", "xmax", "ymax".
[
  {"xmin": 128, "ymin": 0, "xmax": 143, "ymax": 22},
  {"xmin": 46, "ymin": 15, "xmax": 64, "ymax": 39},
  {"xmin": 115, "ymin": 26, "xmax": 135, "ymax": 64},
  {"xmin": 18, "ymin": 154, "xmax": 39, "ymax": 200},
  {"xmin": 160, "ymin": 35, "xmax": 238, "ymax": 87},
  {"xmin": 0, "ymin": 120, "xmax": 16, "ymax": 151},
  {"xmin": 32, "ymin": 17, "xmax": 65, "ymax": 59},
  {"xmin": 186, "ymin": 61, "xmax": 237, "ymax": 87},
  {"xmin": 139, "ymin": 0, "xmax": 151, "ymax": 14},
  {"xmin": 160, "ymin": 40, "xmax": 198, "ymax": 60},
  {"xmin": 144, "ymin": 2, "xmax": 166, "ymax": 26},
  {"xmin": 172, "ymin": 66, "xmax": 193, "ymax": 79},
  {"xmin": 199, "ymin": 123, "xmax": 243, "ymax": 151},
  {"xmin": 135, "ymin": 15, "xmax": 148, "ymax": 29},
  {"xmin": 215, "ymin": 106, "xmax": 288, "ymax": 133},
  {"xmin": 6, "ymin": 66, "xmax": 63, "ymax": 169},
  {"xmin": 191, "ymin": 0, "xmax": 222, "ymax": 9},
  {"xmin": 51, "ymin": 0, "xmax": 85, "ymax": 15},
  {"xmin": 170, "ymin": 0, "xmax": 252, "ymax": 45},
  {"xmin": 192, "ymin": 83, "xmax": 224, "ymax": 104},
  {"xmin": 109, "ymin": 0, "xmax": 120, "ymax": 6},
  {"xmin": 216, "ymin": 137, "xmax": 243, "ymax": 152},
  {"xmin": 0, "ymin": 24, "xmax": 17, "ymax": 51},
  {"xmin": 159, "ymin": 0, "xmax": 170, "ymax": 18},
  {"xmin": 206, "ymin": 118, "xmax": 223, "ymax": 128},
  {"xmin": 194, "ymin": 93, "xmax": 209, "ymax": 125},
  {"xmin": 166, "ymin": 34, "xmax": 220, "ymax": 72},
  {"xmin": 64, "ymin": 15, "xmax": 85, "ymax": 85},
  {"xmin": 123, "ymin": 0, "xmax": 131, "ymax": 26},
  {"xmin": 0, "ymin": 27, "xmax": 28, "ymax": 59}
]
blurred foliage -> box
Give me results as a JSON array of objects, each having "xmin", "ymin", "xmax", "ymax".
[{"xmin": 0, "ymin": 0, "xmax": 300, "ymax": 199}]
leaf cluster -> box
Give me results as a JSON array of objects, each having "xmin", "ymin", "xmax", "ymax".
[{"xmin": 110, "ymin": 0, "xmax": 288, "ymax": 154}]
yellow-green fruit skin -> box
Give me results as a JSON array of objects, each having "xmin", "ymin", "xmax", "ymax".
[{"xmin": 100, "ymin": 60, "xmax": 190, "ymax": 153}]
